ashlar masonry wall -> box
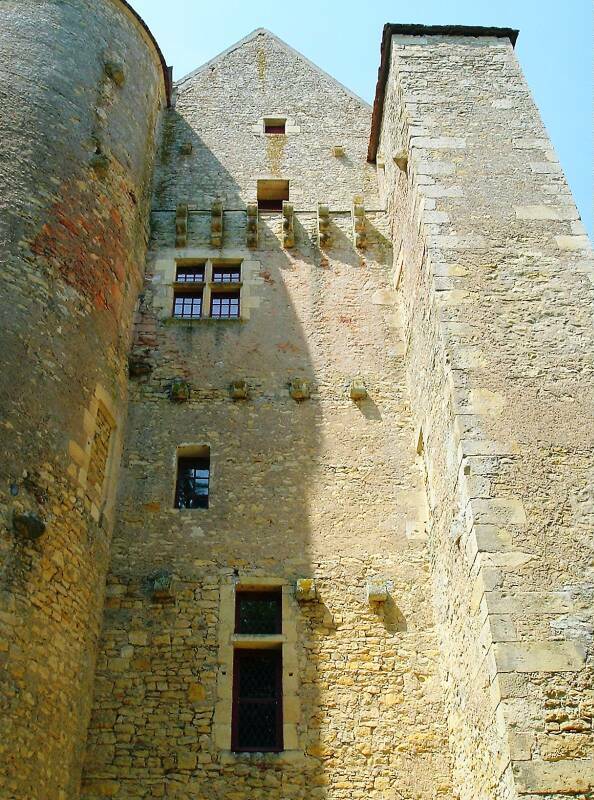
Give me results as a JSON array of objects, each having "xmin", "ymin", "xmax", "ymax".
[
  {"xmin": 81, "ymin": 29, "xmax": 453, "ymax": 800},
  {"xmin": 378, "ymin": 29, "xmax": 594, "ymax": 800}
]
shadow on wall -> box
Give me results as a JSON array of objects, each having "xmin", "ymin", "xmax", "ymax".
[
  {"xmin": 153, "ymin": 110, "xmax": 249, "ymax": 209},
  {"xmin": 81, "ymin": 112, "xmax": 330, "ymax": 799}
]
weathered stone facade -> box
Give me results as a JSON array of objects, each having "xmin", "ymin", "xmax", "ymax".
[
  {"xmin": 80, "ymin": 29, "xmax": 452, "ymax": 800},
  {"xmin": 1, "ymin": 11, "xmax": 592, "ymax": 800},
  {"xmin": 373, "ymin": 25, "xmax": 594, "ymax": 800}
]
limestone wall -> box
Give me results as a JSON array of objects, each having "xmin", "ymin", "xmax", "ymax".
[
  {"xmin": 0, "ymin": 2, "xmax": 166, "ymax": 797},
  {"xmin": 378, "ymin": 31, "xmax": 594, "ymax": 799},
  {"xmin": 81, "ymin": 31, "xmax": 453, "ymax": 800},
  {"xmin": 153, "ymin": 28, "xmax": 380, "ymax": 211}
]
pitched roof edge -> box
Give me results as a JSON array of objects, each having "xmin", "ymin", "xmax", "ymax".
[
  {"xmin": 174, "ymin": 28, "xmax": 371, "ymax": 108},
  {"xmin": 367, "ymin": 23, "xmax": 519, "ymax": 163},
  {"xmin": 114, "ymin": 0, "xmax": 172, "ymax": 106}
]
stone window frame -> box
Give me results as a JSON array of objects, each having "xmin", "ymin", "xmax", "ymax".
[
  {"xmin": 67, "ymin": 384, "xmax": 118, "ymax": 523},
  {"xmin": 172, "ymin": 443, "xmax": 212, "ymax": 511},
  {"xmin": 251, "ymin": 115, "xmax": 300, "ymax": 136},
  {"xmin": 165, "ymin": 257, "xmax": 251, "ymax": 321},
  {"xmin": 151, "ymin": 251, "xmax": 263, "ymax": 322},
  {"xmin": 214, "ymin": 576, "xmax": 302, "ymax": 759}
]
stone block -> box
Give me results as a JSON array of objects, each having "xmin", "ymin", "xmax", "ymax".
[
  {"xmin": 470, "ymin": 498, "xmax": 527, "ymax": 526},
  {"xmin": 493, "ymin": 641, "xmax": 586, "ymax": 673},
  {"xmin": 484, "ymin": 590, "xmax": 573, "ymax": 616},
  {"xmin": 512, "ymin": 759, "xmax": 594, "ymax": 793}
]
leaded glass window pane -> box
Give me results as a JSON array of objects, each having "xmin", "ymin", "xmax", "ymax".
[
  {"xmin": 235, "ymin": 591, "xmax": 282, "ymax": 635},
  {"xmin": 211, "ymin": 291, "xmax": 240, "ymax": 319},
  {"xmin": 232, "ymin": 650, "xmax": 282, "ymax": 752},
  {"xmin": 173, "ymin": 291, "xmax": 202, "ymax": 319}
]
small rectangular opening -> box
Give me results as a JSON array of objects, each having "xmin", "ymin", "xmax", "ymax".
[
  {"xmin": 232, "ymin": 649, "xmax": 283, "ymax": 753},
  {"xmin": 212, "ymin": 264, "xmax": 241, "ymax": 284},
  {"xmin": 175, "ymin": 264, "xmax": 205, "ymax": 283},
  {"xmin": 257, "ymin": 179, "xmax": 289, "ymax": 212},
  {"xmin": 175, "ymin": 450, "xmax": 210, "ymax": 508},
  {"xmin": 173, "ymin": 290, "xmax": 202, "ymax": 319},
  {"xmin": 210, "ymin": 290, "xmax": 240, "ymax": 319},
  {"xmin": 235, "ymin": 590, "xmax": 282, "ymax": 635},
  {"xmin": 264, "ymin": 118, "xmax": 286, "ymax": 135}
]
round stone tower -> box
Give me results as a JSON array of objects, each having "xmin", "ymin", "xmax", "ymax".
[{"xmin": 0, "ymin": 1, "xmax": 169, "ymax": 797}]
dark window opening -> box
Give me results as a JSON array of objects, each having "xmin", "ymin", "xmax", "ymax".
[
  {"xmin": 211, "ymin": 290, "xmax": 240, "ymax": 319},
  {"xmin": 264, "ymin": 119, "xmax": 286, "ymax": 135},
  {"xmin": 176, "ymin": 265, "xmax": 205, "ymax": 283},
  {"xmin": 232, "ymin": 649, "xmax": 283, "ymax": 752},
  {"xmin": 173, "ymin": 291, "xmax": 202, "ymax": 319},
  {"xmin": 175, "ymin": 455, "xmax": 209, "ymax": 508},
  {"xmin": 257, "ymin": 179, "xmax": 289, "ymax": 213},
  {"xmin": 212, "ymin": 265, "xmax": 241, "ymax": 284},
  {"xmin": 235, "ymin": 590, "xmax": 282, "ymax": 635}
]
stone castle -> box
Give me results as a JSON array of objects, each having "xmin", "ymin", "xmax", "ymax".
[{"xmin": 0, "ymin": 3, "xmax": 593, "ymax": 799}]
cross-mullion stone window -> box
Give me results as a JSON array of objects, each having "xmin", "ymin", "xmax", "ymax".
[{"xmin": 172, "ymin": 260, "xmax": 242, "ymax": 320}]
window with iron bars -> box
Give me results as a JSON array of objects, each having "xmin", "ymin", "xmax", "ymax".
[{"xmin": 232, "ymin": 589, "xmax": 283, "ymax": 752}]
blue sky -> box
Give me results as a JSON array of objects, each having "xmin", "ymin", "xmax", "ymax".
[{"xmin": 134, "ymin": 0, "xmax": 593, "ymax": 236}]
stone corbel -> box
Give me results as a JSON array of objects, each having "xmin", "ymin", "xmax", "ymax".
[
  {"xmin": 289, "ymin": 378, "xmax": 310, "ymax": 401},
  {"xmin": 366, "ymin": 579, "xmax": 389, "ymax": 604},
  {"xmin": 175, "ymin": 204, "xmax": 188, "ymax": 248},
  {"xmin": 317, "ymin": 203, "xmax": 331, "ymax": 248},
  {"xmin": 246, "ymin": 202, "xmax": 258, "ymax": 249},
  {"xmin": 349, "ymin": 377, "xmax": 368, "ymax": 401},
  {"xmin": 282, "ymin": 201, "xmax": 294, "ymax": 248},
  {"xmin": 229, "ymin": 379, "xmax": 249, "ymax": 400},
  {"xmin": 211, "ymin": 199, "xmax": 223, "ymax": 248},
  {"xmin": 352, "ymin": 196, "xmax": 366, "ymax": 249}
]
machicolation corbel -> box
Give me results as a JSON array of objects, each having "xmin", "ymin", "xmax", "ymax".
[
  {"xmin": 175, "ymin": 204, "xmax": 188, "ymax": 248},
  {"xmin": 90, "ymin": 152, "xmax": 110, "ymax": 178},
  {"xmin": 317, "ymin": 203, "xmax": 331, "ymax": 248},
  {"xmin": 352, "ymin": 196, "xmax": 366, "ymax": 249},
  {"xmin": 211, "ymin": 199, "xmax": 223, "ymax": 248},
  {"xmin": 282, "ymin": 201, "xmax": 294, "ymax": 248},
  {"xmin": 246, "ymin": 202, "xmax": 258, "ymax": 249}
]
